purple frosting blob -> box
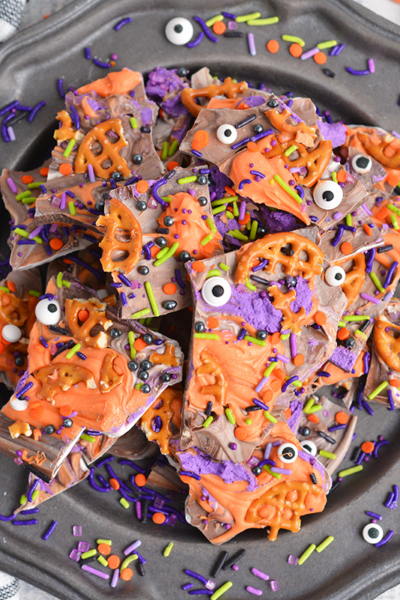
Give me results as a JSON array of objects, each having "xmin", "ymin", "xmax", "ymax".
[
  {"xmin": 258, "ymin": 205, "xmax": 303, "ymax": 234},
  {"xmin": 290, "ymin": 277, "xmax": 313, "ymax": 315},
  {"xmin": 217, "ymin": 285, "xmax": 283, "ymax": 333},
  {"xmin": 287, "ymin": 399, "xmax": 304, "ymax": 433},
  {"xmin": 319, "ymin": 121, "xmax": 347, "ymax": 149},
  {"xmin": 178, "ymin": 450, "xmax": 258, "ymax": 491},
  {"xmin": 208, "ymin": 165, "xmax": 233, "ymax": 200},
  {"xmin": 241, "ymin": 96, "xmax": 267, "ymax": 107},
  {"xmin": 214, "ymin": 213, "xmax": 241, "ymax": 238},
  {"xmin": 329, "ymin": 346, "xmax": 357, "ymax": 371}
]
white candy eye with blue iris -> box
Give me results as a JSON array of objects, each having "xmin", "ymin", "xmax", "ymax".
[
  {"xmin": 165, "ymin": 17, "xmax": 194, "ymax": 46},
  {"xmin": 277, "ymin": 442, "xmax": 298, "ymax": 463},
  {"xmin": 362, "ymin": 523, "xmax": 383, "ymax": 544},
  {"xmin": 300, "ymin": 440, "xmax": 317, "ymax": 456},
  {"xmin": 201, "ymin": 277, "xmax": 231, "ymax": 307},
  {"xmin": 2, "ymin": 324, "xmax": 22, "ymax": 343},
  {"xmin": 352, "ymin": 154, "xmax": 372, "ymax": 175},
  {"xmin": 313, "ymin": 180, "xmax": 343, "ymax": 210},
  {"xmin": 325, "ymin": 265, "xmax": 346, "ymax": 287},
  {"xmin": 35, "ymin": 298, "xmax": 61, "ymax": 326},
  {"xmin": 217, "ymin": 124, "xmax": 237, "ymax": 145}
]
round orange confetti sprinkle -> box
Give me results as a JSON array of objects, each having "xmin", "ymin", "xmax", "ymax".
[
  {"xmin": 335, "ymin": 411, "xmax": 349, "ymax": 425},
  {"xmin": 273, "ymin": 368, "xmax": 286, "ymax": 382},
  {"xmin": 336, "ymin": 169, "xmax": 347, "ymax": 183},
  {"xmin": 238, "ymin": 102, "xmax": 249, "ymax": 110},
  {"xmin": 361, "ymin": 441, "xmax": 375, "ymax": 454},
  {"xmin": 247, "ymin": 141, "xmax": 259, "ymax": 152},
  {"xmin": 262, "ymin": 390, "xmax": 273, "ymax": 403},
  {"xmin": 109, "ymin": 478, "xmax": 120, "ymax": 490},
  {"xmin": 49, "ymin": 238, "xmax": 63, "ymax": 251},
  {"xmin": 21, "ymin": 175, "xmax": 34, "ymax": 184},
  {"xmin": 266, "ymin": 39, "xmax": 279, "ymax": 53},
  {"xmin": 135, "ymin": 473, "xmax": 147, "ymax": 487},
  {"xmin": 107, "ymin": 555, "xmax": 120, "ymax": 569},
  {"xmin": 59, "ymin": 163, "xmax": 73, "ymax": 176},
  {"xmin": 30, "ymin": 406, "xmax": 44, "ymax": 419},
  {"xmin": 314, "ymin": 51, "xmax": 327, "ymax": 65},
  {"xmin": 78, "ymin": 309, "xmax": 89, "ymax": 322},
  {"xmin": 167, "ymin": 161, "xmax": 179, "ymax": 171},
  {"xmin": 271, "ymin": 332, "xmax": 281, "ymax": 346},
  {"xmin": 238, "ymin": 213, "xmax": 251, "ymax": 225},
  {"xmin": 337, "ymin": 328, "xmax": 350, "ymax": 341},
  {"xmin": 136, "ymin": 180, "xmax": 149, "ymax": 194},
  {"xmin": 6, "ymin": 281, "xmax": 15, "ymax": 292},
  {"xmin": 213, "ymin": 21, "xmax": 226, "ymax": 35},
  {"xmin": 152, "ymin": 512, "xmax": 166, "ymax": 525},
  {"xmin": 270, "ymin": 379, "xmax": 281, "ymax": 392},
  {"xmin": 98, "ymin": 543, "xmax": 111, "ymax": 556},
  {"xmin": 387, "ymin": 172, "xmax": 400, "ymax": 187},
  {"xmin": 192, "ymin": 130, "xmax": 209, "ymax": 151},
  {"xmin": 60, "ymin": 405, "xmax": 72, "ymax": 417},
  {"xmin": 314, "ymin": 311, "xmax": 327, "ymax": 326},
  {"xmin": 340, "ymin": 241, "xmax": 353, "ymax": 255},
  {"xmin": 120, "ymin": 568, "xmax": 133, "ymax": 581},
  {"xmin": 163, "ymin": 283, "xmax": 177, "ymax": 295},
  {"xmin": 389, "ymin": 378, "xmax": 400, "ymax": 387},
  {"xmin": 234, "ymin": 426, "xmax": 248, "ymax": 440},
  {"xmin": 192, "ymin": 261, "xmax": 205, "ymax": 272},
  {"xmin": 289, "ymin": 43, "xmax": 303, "ymax": 58},
  {"xmin": 207, "ymin": 316, "xmax": 220, "ymax": 330},
  {"xmin": 293, "ymin": 354, "xmax": 305, "ymax": 366},
  {"xmin": 40, "ymin": 167, "xmax": 49, "ymax": 177},
  {"xmin": 133, "ymin": 338, "xmax": 147, "ymax": 352}
]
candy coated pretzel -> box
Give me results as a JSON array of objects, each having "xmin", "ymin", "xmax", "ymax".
[
  {"xmin": 337, "ymin": 253, "xmax": 366, "ymax": 309},
  {"xmin": 64, "ymin": 298, "xmax": 113, "ymax": 349},
  {"xmin": 150, "ymin": 344, "xmax": 179, "ymax": 367},
  {"xmin": 34, "ymin": 363, "xmax": 97, "ymax": 402},
  {"xmin": 97, "ymin": 198, "xmax": 143, "ymax": 274},
  {"xmin": 54, "ymin": 110, "xmax": 77, "ymax": 142},
  {"xmin": 21, "ymin": 449, "xmax": 46, "ymax": 466},
  {"xmin": 99, "ymin": 352, "xmax": 123, "ymax": 393},
  {"xmin": 358, "ymin": 132, "xmax": 400, "ymax": 170},
  {"xmin": 140, "ymin": 387, "xmax": 180, "ymax": 454},
  {"xmin": 266, "ymin": 108, "xmax": 316, "ymax": 141},
  {"xmin": 235, "ymin": 232, "xmax": 324, "ymax": 284},
  {"xmin": 0, "ymin": 291, "xmax": 28, "ymax": 327},
  {"xmin": 374, "ymin": 316, "xmax": 400, "ymax": 372},
  {"xmin": 268, "ymin": 285, "xmax": 305, "ymax": 335},
  {"xmin": 74, "ymin": 118, "xmax": 131, "ymax": 179},
  {"xmin": 181, "ymin": 78, "xmax": 248, "ymax": 117},
  {"xmin": 197, "ymin": 350, "xmax": 228, "ymax": 406},
  {"xmin": 245, "ymin": 480, "xmax": 325, "ymax": 541}
]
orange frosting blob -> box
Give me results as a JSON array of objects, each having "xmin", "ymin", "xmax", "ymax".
[{"xmin": 77, "ymin": 69, "xmax": 142, "ymax": 97}]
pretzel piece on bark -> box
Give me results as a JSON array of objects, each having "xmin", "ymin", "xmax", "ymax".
[
  {"xmin": 196, "ymin": 350, "xmax": 228, "ymax": 406},
  {"xmin": 358, "ymin": 132, "xmax": 400, "ymax": 170},
  {"xmin": 374, "ymin": 316, "xmax": 400, "ymax": 372},
  {"xmin": 64, "ymin": 298, "xmax": 113, "ymax": 349},
  {"xmin": 99, "ymin": 352, "xmax": 123, "ymax": 393},
  {"xmin": 266, "ymin": 108, "xmax": 317, "ymax": 142},
  {"xmin": 140, "ymin": 387, "xmax": 179, "ymax": 454},
  {"xmin": 337, "ymin": 253, "xmax": 366, "ymax": 309},
  {"xmin": 34, "ymin": 363, "xmax": 97, "ymax": 402},
  {"xmin": 54, "ymin": 110, "xmax": 78, "ymax": 142},
  {"xmin": 150, "ymin": 344, "xmax": 179, "ymax": 367},
  {"xmin": 268, "ymin": 286, "xmax": 305, "ymax": 335},
  {"xmin": 0, "ymin": 291, "xmax": 28, "ymax": 327},
  {"xmin": 181, "ymin": 78, "xmax": 248, "ymax": 117}
]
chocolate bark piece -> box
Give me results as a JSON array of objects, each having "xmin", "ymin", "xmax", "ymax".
[
  {"xmin": 320, "ymin": 220, "xmax": 384, "ymax": 264},
  {"xmin": 109, "ymin": 425, "xmax": 158, "ymax": 459},
  {"xmin": 0, "ymin": 161, "xmax": 50, "ymax": 226},
  {"xmin": 295, "ymin": 395, "xmax": 357, "ymax": 476},
  {"xmin": 45, "ymin": 244, "xmax": 106, "ymax": 291}
]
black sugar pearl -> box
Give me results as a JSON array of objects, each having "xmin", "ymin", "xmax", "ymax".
[
  {"xmin": 141, "ymin": 384, "xmax": 151, "ymax": 394},
  {"xmin": 63, "ymin": 418, "xmax": 73, "ymax": 428},
  {"xmin": 128, "ymin": 360, "xmax": 139, "ymax": 371},
  {"xmin": 138, "ymin": 265, "xmax": 149, "ymax": 275},
  {"xmin": 140, "ymin": 126, "xmax": 151, "ymax": 134},
  {"xmin": 137, "ymin": 201, "xmax": 147, "ymax": 211},
  {"xmin": 257, "ymin": 330, "xmax": 267, "ymax": 340},
  {"xmin": 300, "ymin": 426, "xmax": 311, "ymax": 437},
  {"xmin": 195, "ymin": 321, "xmax": 205, "ymax": 333},
  {"xmin": 164, "ymin": 216, "xmax": 174, "ymax": 227},
  {"xmin": 141, "ymin": 360, "xmax": 152, "ymax": 371},
  {"xmin": 177, "ymin": 67, "xmax": 189, "ymax": 77},
  {"xmin": 343, "ymin": 337, "xmax": 355, "ymax": 349},
  {"xmin": 197, "ymin": 175, "xmax": 208, "ymax": 185},
  {"xmin": 323, "ymin": 68, "xmax": 336, "ymax": 78},
  {"xmin": 133, "ymin": 153, "xmax": 143, "ymax": 164},
  {"xmin": 161, "ymin": 373, "xmax": 171, "ymax": 382},
  {"xmin": 44, "ymin": 425, "xmax": 55, "ymax": 435},
  {"xmin": 163, "ymin": 300, "xmax": 177, "ymax": 310},
  {"xmin": 138, "ymin": 370, "xmax": 149, "ymax": 381},
  {"xmin": 143, "ymin": 334, "xmax": 153, "ymax": 344},
  {"xmin": 110, "ymin": 328, "xmax": 121, "ymax": 338},
  {"xmin": 180, "ymin": 250, "xmax": 191, "ymax": 262},
  {"xmin": 15, "ymin": 356, "xmax": 24, "ymax": 367},
  {"xmin": 257, "ymin": 225, "xmax": 267, "ymax": 238},
  {"xmin": 254, "ymin": 123, "xmax": 264, "ymax": 134},
  {"xmin": 111, "ymin": 171, "xmax": 123, "ymax": 182},
  {"xmin": 155, "ymin": 237, "xmax": 167, "ymax": 248},
  {"xmin": 267, "ymin": 99, "xmax": 279, "ymax": 108},
  {"xmin": 252, "ymin": 465, "xmax": 262, "ymax": 475},
  {"xmin": 198, "ymin": 197, "xmax": 208, "ymax": 206}
]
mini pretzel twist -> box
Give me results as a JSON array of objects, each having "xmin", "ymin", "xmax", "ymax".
[
  {"xmin": 181, "ymin": 77, "xmax": 248, "ymax": 117},
  {"xmin": 235, "ymin": 232, "xmax": 324, "ymax": 284},
  {"xmin": 266, "ymin": 108, "xmax": 317, "ymax": 140},
  {"xmin": 34, "ymin": 363, "xmax": 97, "ymax": 402},
  {"xmin": 196, "ymin": 350, "xmax": 228, "ymax": 405},
  {"xmin": 0, "ymin": 291, "xmax": 28, "ymax": 327},
  {"xmin": 150, "ymin": 344, "xmax": 179, "ymax": 367},
  {"xmin": 99, "ymin": 352, "xmax": 123, "ymax": 393},
  {"xmin": 54, "ymin": 110, "xmax": 78, "ymax": 142},
  {"xmin": 74, "ymin": 118, "xmax": 131, "ymax": 179},
  {"xmin": 336, "ymin": 253, "xmax": 366, "ymax": 309},
  {"xmin": 140, "ymin": 387, "xmax": 182, "ymax": 454},
  {"xmin": 97, "ymin": 197, "xmax": 143, "ymax": 274},
  {"xmin": 64, "ymin": 298, "xmax": 113, "ymax": 349},
  {"xmin": 374, "ymin": 316, "xmax": 400, "ymax": 372},
  {"xmin": 268, "ymin": 286, "xmax": 305, "ymax": 335},
  {"xmin": 358, "ymin": 132, "xmax": 400, "ymax": 170}
]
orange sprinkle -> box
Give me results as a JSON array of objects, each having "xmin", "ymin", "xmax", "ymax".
[
  {"xmin": 314, "ymin": 51, "xmax": 327, "ymax": 65},
  {"xmin": 134, "ymin": 338, "xmax": 147, "ymax": 352},
  {"xmin": 266, "ymin": 39, "xmax": 279, "ymax": 54},
  {"xmin": 293, "ymin": 354, "xmax": 305, "ymax": 367},
  {"xmin": 152, "ymin": 512, "xmax": 166, "ymax": 525},
  {"xmin": 136, "ymin": 180, "xmax": 149, "ymax": 194},
  {"xmin": 361, "ymin": 441, "xmax": 375, "ymax": 454},
  {"xmin": 389, "ymin": 378, "xmax": 400, "ymax": 387},
  {"xmin": 40, "ymin": 167, "xmax": 49, "ymax": 177},
  {"xmin": 192, "ymin": 261, "xmax": 206, "ymax": 272},
  {"xmin": 375, "ymin": 207, "xmax": 390, "ymax": 221},
  {"xmin": 224, "ymin": 186, "xmax": 236, "ymax": 197},
  {"xmin": 30, "ymin": 407, "xmax": 44, "ymax": 419},
  {"xmin": 238, "ymin": 213, "xmax": 251, "ymax": 225},
  {"xmin": 262, "ymin": 390, "xmax": 273, "ymax": 403},
  {"xmin": 238, "ymin": 102, "xmax": 249, "ymax": 110},
  {"xmin": 387, "ymin": 172, "xmax": 400, "ymax": 188},
  {"xmin": 234, "ymin": 426, "xmax": 248, "ymax": 441},
  {"xmin": 247, "ymin": 141, "xmax": 259, "ymax": 152},
  {"xmin": 21, "ymin": 175, "xmax": 34, "ymax": 184},
  {"xmin": 6, "ymin": 280, "xmax": 15, "ymax": 293},
  {"xmin": 340, "ymin": 241, "xmax": 353, "ymax": 255},
  {"xmin": 270, "ymin": 379, "xmax": 281, "ymax": 393},
  {"xmin": 273, "ymin": 368, "xmax": 286, "ymax": 382},
  {"xmin": 167, "ymin": 161, "xmax": 179, "ymax": 171},
  {"xmin": 308, "ymin": 414, "xmax": 320, "ymax": 424},
  {"xmin": 63, "ymin": 258, "xmax": 73, "ymax": 265},
  {"xmin": 363, "ymin": 224, "xmax": 373, "ymax": 237},
  {"xmin": 107, "ymin": 555, "xmax": 120, "ymax": 569},
  {"xmin": 110, "ymin": 61, "xmax": 116, "ymax": 67},
  {"xmin": 120, "ymin": 568, "xmax": 133, "ymax": 581},
  {"xmin": 135, "ymin": 473, "xmax": 147, "ymax": 487},
  {"xmin": 284, "ymin": 407, "xmax": 292, "ymax": 420},
  {"xmin": 78, "ymin": 309, "xmax": 89, "ymax": 322},
  {"xmin": 59, "ymin": 163, "xmax": 73, "ymax": 176},
  {"xmin": 49, "ymin": 238, "xmax": 63, "ymax": 251},
  {"xmin": 192, "ymin": 130, "xmax": 209, "ymax": 151},
  {"xmin": 289, "ymin": 43, "xmax": 303, "ymax": 58},
  {"xmin": 337, "ymin": 328, "xmax": 350, "ymax": 341},
  {"xmin": 314, "ymin": 311, "xmax": 327, "ymax": 326},
  {"xmin": 207, "ymin": 316, "xmax": 220, "ymax": 330},
  {"xmin": 60, "ymin": 405, "xmax": 72, "ymax": 417},
  {"xmin": 163, "ymin": 283, "xmax": 177, "ymax": 295},
  {"xmin": 109, "ymin": 478, "xmax": 120, "ymax": 490},
  {"xmin": 212, "ymin": 21, "xmax": 226, "ymax": 35},
  {"xmin": 270, "ymin": 332, "xmax": 281, "ymax": 346},
  {"xmin": 335, "ymin": 411, "xmax": 349, "ymax": 425},
  {"xmin": 98, "ymin": 543, "xmax": 111, "ymax": 556},
  {"xmin": 336, "ymin": 169, "xmax": 347, "ymax": 183}
]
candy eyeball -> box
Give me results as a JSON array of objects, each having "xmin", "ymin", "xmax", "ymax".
[
  {"xmin": 165, "ymin": 17, "xmax": 193, "ymax": 46},
  {"xmin": 313, "ymin": 180, "xmax": 343, "ymax": 210},
  {"xmin": 325, "ymin": 265, "xmax": 346, "ymax": 286},
  {"xmin": 300, "ymin": 440, "xmax": 317, "ymax": 456},
  {"xmin": 216, "ymin": 124, "xmax": 238, "ymax": 145},
  {"xmin": 201, "ymin": 277, "xmax": 231, "ymax": 307},
  {"xmin": 352, "ymin": 154, "xmax": 372, "ymax": 175},
  {"xmin": 10, "ymin": 398, "xmax": 29, "ymax": 411},
  {"xmin": 277, "ymin": 442, "xmax": 298, "ymax": 463},
  {"xmin": 2, "ymin": 324, "xmax": 22, "ymax": 343},
  {"xmin": 35, "ymin": 298, "xmax": 61, "ymax": 326},
  {"xmin": 362, "ymin": 523, "xmax": 384, "ymax": 544}
]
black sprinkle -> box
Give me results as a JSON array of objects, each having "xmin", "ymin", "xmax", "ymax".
[
  {"xmin": 6, "ymin": 113, "xmax": 27, "ymax": 127},
  {"xmin": 165, "ymin": 169, "xmax": 176, "ymax": 179},
  {"xmin": 322, "ymin": 68, "xmax": 336, "ymax": 78},
  {"xmin": 205, "ymin": 401, "xmax": 213, "ymax": 417},
  {"xmin": 310, "ymin": 473, "xmax": 317, "ymax": 485},
  {"xmin": 222, "ymin": 549, "xmax": 246, "ymax": 570},
  {"xmin": 352, "ymin": 447, "xmax": 362, "ymax": 462},
  {"xmin": 317, "ymin": 430, "xmax": 336, "ymax": 445},
  {"xmin": 141, "ymin": 499, "xmax": 149, "ymax": 523},
  {"xmin": 23, "ymin": 464, "xmax": 51, "ymax": 483},
  {"xmin": 249, "ymin": 274, "xmax": 270, "ymax": 286},
  {"xmin": 359, "ymin": 319, "xmax": 371, "ymax": 333},
  {"xmin": 224, "ymin": 31, "xmax": 244, "ymax": 38},
  {"xmin": 49, "ymin": 324, "xmax": 71, "ymax": 335},
  {"xmin": 377, "ymin": 245, "xmax": 394, "ymax": 253},
  {"xmin": 156, "ymin": 227, "xmax": 169, "ymax": 234},
  {"xmin": 393, "ymin": 185, "xmax": 400, "ymax": 196},
  {"xmin": 236, "ymin": 114, "xmax": 257, "ymax": 129},
  {"xmin": 51, "ymin": 339, "xmax": 75, "ymax": 360},
  {"xmin": 211, "ymin": 550, "xmax": 229, "ymax": 578},
  {"xmin": 246, "ymin": 405, "xmax": 262, "ymax": 412},
  {"xmin": 137, "ymin": 561, "xmax": 145, "ymax": 576}
]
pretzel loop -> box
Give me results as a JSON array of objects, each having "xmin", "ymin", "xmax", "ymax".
[
  {"xmin": 181, "ymin": 78, "xmax": 248, "ymax": 117},
  {"xmin": 64, "ymin": 298, "xmax": 113, "ymax": 349},
  {"xmin": 54, "ymin": 110, "xmax": 78, "ymax": 142},
  {"xmin": 374, "ymin": 317, "xmax": 400, "ymax": 372},
  {"xmin": 266, "ymin": 108, "xmax": 317, "ymax": 141},
  {"xmin": 336, "ymin": 253, "xmax": 366, "ymax": 309},
  {"xmin": 0, "ymin": 291, "xmax": 28, "ymax": 327},
  {"xmin": 358, "ymin": 132, "xmax": 400, "ymax": 170},
  {"xmin": 140, "ymin": 387, "xmax": 182, "ymax": 454},
  {"xmin": 34, "ymin": 363, "xmax": 97, "ymax": 402},
  {"xmin": 196, "ymin": 350, "xmax": 228, "ymax": 405}
]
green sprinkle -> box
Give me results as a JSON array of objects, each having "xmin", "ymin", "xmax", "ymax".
[
  {"xmin": 212, "ymin": 206, "xmax": 226, "ymax": 216},
  {"xmin": 368, "ymin": 381, "xmax": 388, "ymax": 400},
  {"xmin": 81, "ymin": 549, "xmax": 97, "ymax": 560},
  {"xmin": 97, "ymin": 556, "xmax": 108, "ymax": 567},
  {"xmin": 121, "ymin": 554, "xmax": 138, "ymax": 571},
  {"xmin": 387, "ymin": 203, "xmax": 400, "ymax": 216},
  {"xmin": 225, "ymin": 408, "xmax": 236, "ymax": 425},
  {"xmin": 178, "ymin": 175, "xmax": 197, "ymax": 185},
  {"xmin": 135, "ymin": 383, "xmax": 143, "ymax": 390},
  {"xmin": 21, "ymin": 197, "xmax": 37, "ymax": 204},
  {"xmin": 273, "ymin": 175, "xmax": 302, "ymax": 203},
  {"xmin": 284, "ymin": 144, "xmax": 298, "ymax": 157},
  {"xmin": 345, "ymin": 214, "xmax": 352, "ymax": 227},
  {"xmin": 226, "ymin": 211, "xmax": 234, "ymax": 220},
  {"xmin": 244, "ymin": 335, "xmax": 266, "ymax": 346},
  {"xmin": 144, "ymin": 281, "xmax": 160, "ymax": 317},
  {"xmin": 97, "ymin": 539, "xmax": 112, "ymax": 545},
  {"xmin": 303, "ymin": 398, "xmax": 315, "ymax": 413},
  {"xmin": 319, "ymin": 450, "xmax": 336, "ymax": 459},
  {"xmin": 316, "ymin": 535, "xmax": 334, "ymax": 552},
  {"xmin": 236, "ymin": 11, "xmax": 260, "ymax": 22},
  {"xmin": 206, "ymin": 217, "xmax": 217, "ymax": 233},
  {"xmin": 249, "ymin": 220, "xmax": 258, "ymax": 241},
  {"xmin": 200, "ymin": 233, "xmax": 214, "ymax": 246},
  {"xmin": 80, "ymin": 433, "xmax": 96, "ymax": 443},
  {"xmin": 245, "ymin": 418, "xmax": 252, "ymax": 425},
  {"xmin": 281, "ymin": 34, "xmax": 305, "ymax": 47},
  {"xmin": 247, "ymin": 16, "xmax": 279, "ymax": 25},
  {"xmin": 233, "ymin": 201, "xmax": 239, "ymax": 217},
  {"xmin": 145, "ymin": 317, "xmax": 152, "ymax": 326},
  {"xmin": 355, "ymin": 329, "xmax": 367, "ymax": 339},
  {"xmin": 56, "ymin": 272, "xmax": 63, "ymax": 288},
  {"xmin": 263, "ymin": 463, "xmax": 280, "ymax": 477},
  {"xmin": 206, "ymin": 269, "xmax": 221, "ymax": 279},
  {"xmin": 338, "ymin": 465, "xmax": 363, "ymax": 477},
  {"xmin": 264, "ymin": 362, "xmax": 277, "ymax": 378},
  {"xmin": 16, "ymin": 191, "xmax": 31, "ymax": 201},
  {"xmin": 245, "ymin": 278, "xmax": 257, "ymax": 291},
  {"xmin": 62, "ymin": 280, "xmax": 71, "ymax": 288},
  {"xmin": 68, "ymin": 201, "xmax": 76, "ymax": 216},
  {"xmin": 203, "ymin": 415, "xmax": 214, "ymax": 428},
  {"xmin": 0, "ymin": 286, "xmax": 10, "ymax": 293},
  {"xmin": 369, "ymin": 272, "xmax": 385, "ymax": 293},
  {"xmin": 205, "ymin": 14, "xmax": 224, "ymax": 26},
  {"xmin": 119, "ymin": 498, "xmax": 130, "ymax": 509},
  {"xmin": 343, "ymin": 315, "xmax": 370, "ymax": 322},
  {"xmin": 168, "ymin": 139, "xmax": 179, "ymax": 157},
  {"xmin": 156, "ymin": 246, "xmax": 170, "ymax": 260},
  {"xmin": 338, "ymin": 320, "xmax": 347, "ymax": 327},
  {"xmin": 128, "ymin": 331, "xmax": 137, "ymax": 359},
  {"xmin": 63, "ymin": 139, "xmax": 76, "ymax": 157},
  {"xmin": 132, "ymin": 308, "xmax": 151, "ymax": 319},
  {"xmin": 161, "ymin": 196, "xmax": 173, "ymax": 202},
  {"xmin": 298, "ymin": 544, "xmax": 316, "ymax": 566},
  {"xmin": 391, "ymin": 213, "xmax": 399, "ymax": 230},
  {"xmin": 31, "ymin": 490, "xmax": 39, "ymax": 501},
  {"xmin": 317, "ymin": 40, "xmax": 337, "ymax": 49},
  {"xmin": 264, "ymin": 410, "xmax": 278, "ymax": 424},
  {"xmin": 163, "ymin": 542, "xmax": 174, "ymax": 557},
  {"xmin": 66, "ymin": 343, "xmax": 81, "ymax": 359},
  {"xmin": 228, "ymin": 230, "xmax": 249, "ymax": 242},
  {"xmin": 14, "ymin": 227, "xmax": 29, "ymax": 238},
  {"xmin": 332, "ymin": 171, "xmax": 338, "ymax": 184},
  {"xmin": 20, "ymin": 495, "xmax": 27, "ymax": 505},
  {"xmin": 130, "ymin": 117, "xmax": 138, "ymax": 129},
  {"xmin": 154, "ymin": 242, "xmax": 179, "ymax": 266},
  {"xmin": 219, "ymin": 263, "xmax": 230, "ymax": 271},
  {"xmin": 211, "ymin": 581, "xmax": 233, "ymax": 600},
  {"xmin": 212, "ymin": 196, "xmax": 238, "ymax": 206},
  {"xmin": 161, "ymin": 141, "xmax": 169, "ymax": 161},
  {"xmin": 194, "ymin": 333, "xmax": 219, "ymax": 340},
  {"xmin": 280, "ymin": 333, "xmax": 291, "ymax": 341},
  {"xmin": 308, "ymin": 403, "xmax": 322, "ymax": 413},
  {"xmin": 28, "ymin": 290, "xmax": 41, "ymax": 297}
]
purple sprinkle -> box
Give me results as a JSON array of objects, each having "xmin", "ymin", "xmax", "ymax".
[
  {"xmin": 114, "ymin": 17, "xmax": 133, "ymax": 31},
  {"xmin": 366, "ymin": 511, "xmax": 382, "ymax": 520},
  {"xmin": 111, "ymin": 568, "xmax": 120, "ymax": 588},
  {"xmin": 270, "ymin": 580, "xmax": 279, "ymax": 592},
  {"xmin": 238, "ymin": 179, "xmax": 251, "ymax": 191},
  {"xmin": 84, "ymin": 47, "xmax": 91, "ymax": 59},
  {"xmin": 69, "ymin": 549, "xmax": 81, "ymax": 562},
  {"xmin": 248, "ymin": 32, "xmax": 256, "ymax": 56},
  {"xmin": 346, "ymin": 66, "xmax": 370, "ymax": 76},
  {"xmin": 288, "ymin": 555, "xmax": 299, "ymax": 565},
  {"xmin": 175, "ymin": 268, "xmax": 186, "ymax": 289},
  {"xmin": 6, "ymin": 177, "xmax": 18, "ymax": 193},
  {"xmin": 13, "ymin": 519, "xmax": 38, "ymax": 526},
  {"xmin": 57, "ymin": 79, "xmax": 65, "ymax": 98},
  {"xmin": 93, "ymin": 58, "xmax": 111, "ymax": 68},
  {"xmin": 43, "ymin": 520, "xmax": 58, "ymax": 541},
  {"xmin": 183, "ymin": 584, "xmax": 195, "ymax": 591},
  {"xmin": 368, "ymin": 58, "xmax": 375, "ymax": 74},
  {"xmin": 375, "ymin": 530, "xmax": 394, "ymax": 547},
  {"xmin": 222, "ymin": 11, "xmax": 237, "ymax": 18},
  {"xmin": 301, "ymin": 47, "xmax": 319, "ymax": 60},
  {"xmin": 251, "ymin": 567, "xmax": 269, "ymax": 580},
  {"xmin": 246, "ymin": 587, "xmax": 263, "ymax": 596},
  {"xmin": 193, "ymin": 16, "xmax": 218, "ymax": 43},
  {"xmin": 187, "ymin": 31, "xmax": 205, "ymax": 48},
  {"xmin": 81, "ymin": 564, "xmax": 110, "ymax": 580},
  {"xmin": 27, "ymin": 101, "xmax": 46, "ymax": 123}
]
